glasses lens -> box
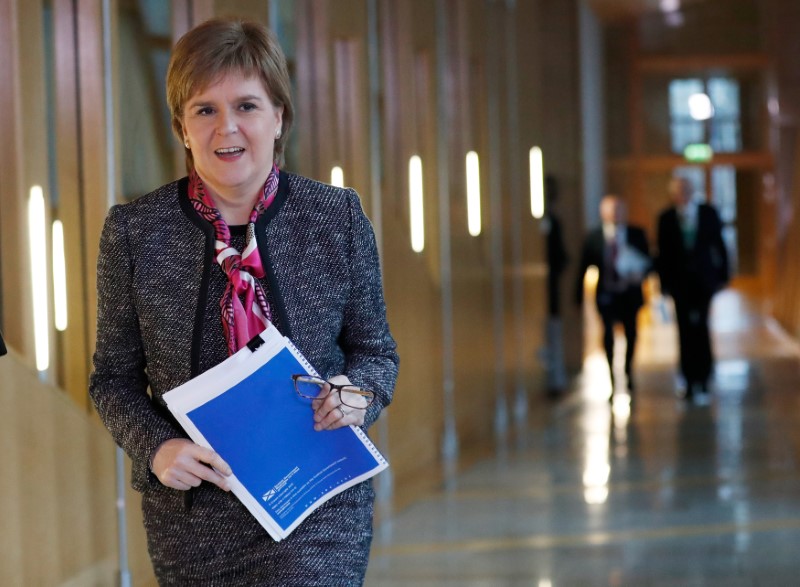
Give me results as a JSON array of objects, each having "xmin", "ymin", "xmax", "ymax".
[
  {"xmin": 294, "ymin": 376, "xmax": 325, "ymax": 399},
  {"xmin": 339, "ymin": 386, "xmax": 376, "ymax": 409}
]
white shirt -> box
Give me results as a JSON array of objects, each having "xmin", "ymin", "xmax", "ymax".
[
  {"xmin": 678, "ymin": 201, "xmax": 698, "ymax": 231},
  {"xmin": 602, "ymin": 223, "xmax": 626, "ymax": 245}
]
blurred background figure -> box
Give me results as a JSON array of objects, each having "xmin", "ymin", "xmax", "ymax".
[
  {"xmin": 657, "ymin": 176, "xmax": 729, "ymax": 400},
  {"xmin": 577, "ymin": 195, "xmax": 651, "ymax": 401},
  {"xmin": 541, "ymin": 174, "xmax": 569, "ymax": 397}
]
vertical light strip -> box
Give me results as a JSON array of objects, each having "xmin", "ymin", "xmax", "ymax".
[
  {"xmin": 465, "ymin": 151, "xmax": 482, "ymax": 236},
  {"xmin": 409, "ymin": 155, "xmax": 425, "ymax": 252},
  {"xmin": 331, "ymin": 165, "xmax": 344, "ymax": 188},
  {"xmin": 530, "ymin": 146, "xmax": 545, "ymax": 218},
  {"xmin": 28, "ymin": 186, "xmax": 49, "ymax": 371},
  {"xmin": 52, "ymin": 220, "xmax": 68, "ymax": 331}
]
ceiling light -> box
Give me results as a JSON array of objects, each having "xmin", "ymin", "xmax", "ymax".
[
  {"xmin": 688, "ymin": 93, "xmax": 714, "ymax": 121},
  {"xmin": 659, "ymin": 0, "xmax": 680, "ymax": 12}
]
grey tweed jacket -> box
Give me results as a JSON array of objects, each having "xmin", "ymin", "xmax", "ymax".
[{"xmin": 90, "ymin": 172, "xmax": 398, "ymax": 585}]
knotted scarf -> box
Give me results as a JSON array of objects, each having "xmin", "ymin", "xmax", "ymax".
[{"xmin": 188, "ymin": 165, "xmax": 279, "ymax": 354}]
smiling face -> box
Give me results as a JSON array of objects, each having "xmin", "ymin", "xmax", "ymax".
[{"xmin": 182, "ymin": 72, "xmax": 283, "ymax": 215}]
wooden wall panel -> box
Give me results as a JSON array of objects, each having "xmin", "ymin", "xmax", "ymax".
[
  {"xmin": 448, "ymin": 0, "xmax": 495, "ymax": 449},
  {"xmin": 772, "ymin": 135, "xmax": 800, "ymax": 336},
  {"xmin": 214, "ymin": 0, "xmax": 268, "ymax": 23},
  {"xmin": 0, "ymin": 0, "xmax": 38, "ymax": 367},
  {"xmin": 172, "ymin": 0, "xmax": 215, "ymax": 38},
  {"xmin": 0, "ymin": 255, "xmax": 24, "ymax": 586},
  {"xmin": 76, "ymin": 0, "xmax": 109, "ymax": 377},
  {"xmin": 54, "ymin": 0, "xmax": 91, "ymax": 408},
  {"xmin": 765, "ymin": 0, "xmax": 800, "ymax": 336},
  {"xmin": 378, "ymin": 0, "xmax": 402, "ymax": 216},
  {"xmin": 532, "ymin": 0, "xmax": 585, "ymax": 372},
  {"xmin": 0, "ymin": 351, "xmax": 117, "ymax": 586},
  {"xmin": 299, "ymin": 0, "xmax": 334, "ymax": 181},
  {"xmin": 333, "ymin": 38, "xmax": 370, "ymax": 202},
  {"xmin": 759, "ymin": 172, "xmax": 778, "ymax": 304},
  {"xmin": 0, "ymin": 2, "xmax": 24, "ymax": 356}
]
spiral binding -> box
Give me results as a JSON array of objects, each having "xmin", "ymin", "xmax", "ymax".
[{"xmin": 283, "ymin": 337, "xmax": 321, "ymax": 378}]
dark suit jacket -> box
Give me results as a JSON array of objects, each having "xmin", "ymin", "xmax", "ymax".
[
  {"xmin": 657, "ymin": 203, "xmax": 729, "ymax": 298},
  {"xmin": 576, "ymin": 224, "xmax": 651, "ymax": 311},
  {"xmin": 546, "ymin": 213, "xmax": 568, "ymax": 316}
]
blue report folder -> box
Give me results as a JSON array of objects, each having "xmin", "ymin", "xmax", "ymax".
[{"xmin": 162, "ymin": 326, "xmax": 388, "ymax": 541}]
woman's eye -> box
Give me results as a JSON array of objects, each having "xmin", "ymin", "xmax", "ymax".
[
  {"xmin": 240, "ymin": 102, "xmax": 257, "ymax": 112},
  {"xmin": 195, "ymin": 107, "xmax": 213, "ymax": 116}
]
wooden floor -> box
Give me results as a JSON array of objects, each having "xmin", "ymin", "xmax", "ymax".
[{"xmin": 366, "ymin": 289, "xmax": 800, "ymax": 586}]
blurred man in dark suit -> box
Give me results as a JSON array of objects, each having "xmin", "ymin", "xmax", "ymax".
[
  {"xmin": 577, "ymin": 195, "xmax": 651, "ymax": 400},
  {"xmin": 657, "ymin": 176, "xmax": 729, "ymax": 399},
  {"xmin": 542, "ymin": 175, "xmax": 569, "ymax": 396}
]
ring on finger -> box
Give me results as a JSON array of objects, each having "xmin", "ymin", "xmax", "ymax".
[{"xmin": 337, "ymin": 405, "xmax": 347, "ymax": 419}]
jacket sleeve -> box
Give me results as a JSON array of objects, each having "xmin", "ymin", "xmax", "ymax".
[
  {"xmin": 656, "ymin": 213, "xmax": 673, "ymax": 295},
  {"xmin": 633, "ymin": 227, "xmax": 652, "ymax": 274},
  {"xmin": 575, "ymin": 235, "xmax": 592, "ymax": 306},
  {"xmin": 707, "ymin": 206, "xmax": 730, "ymax": 289},
  {"xmin": 340, "ymin": 190, "xmax": 399, "ymax": 429},
  {"xmin": 89, "ymin": 205, "xmax": 184, "ymax": 492}
]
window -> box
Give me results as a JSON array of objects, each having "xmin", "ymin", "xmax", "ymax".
[{"xmin": 669, "ymin": 77, "xmax": 742, "ymax": 154}]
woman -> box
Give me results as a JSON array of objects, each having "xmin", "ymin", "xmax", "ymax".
[{"xmin": 90, "ymin": 17, "xmax": 398, "ymax": 586}]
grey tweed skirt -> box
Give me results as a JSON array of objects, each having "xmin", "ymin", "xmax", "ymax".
[{"xmin": 141, "ymin": 479, "xmax": 374, "ymax": 586}]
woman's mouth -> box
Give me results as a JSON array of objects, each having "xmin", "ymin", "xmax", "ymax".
[{"xmin": 215, "ymin": 147, "xmax": 245, "ymax": 159}]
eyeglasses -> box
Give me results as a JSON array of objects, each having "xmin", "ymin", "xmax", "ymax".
[{"xmin": 291, "ymin": 374, "xmax": 376, "ymax": 409}]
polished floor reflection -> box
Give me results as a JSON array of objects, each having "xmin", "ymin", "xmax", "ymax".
[{"xmin": 366, "ymin": 290, "xmax": 800, "ymax": 586}]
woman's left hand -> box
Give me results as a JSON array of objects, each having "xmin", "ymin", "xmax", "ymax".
[{"xmin": 312, "ymin": 374, "xmax": 367, "ymax": 431}]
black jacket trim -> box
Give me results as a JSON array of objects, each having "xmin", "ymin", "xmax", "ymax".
[
  {"xmin": 178, "ymin": 177, "xmax": 216, "ymax": 378},
  {"xmin": 176, "ymin": 172, "xmax": 293, "ymax": 372},
  {"xmin": 256, "ymin": 171, "xmax": 293, "ymax": 339}
]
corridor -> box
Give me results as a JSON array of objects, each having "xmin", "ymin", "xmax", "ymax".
[{"xmin": 366, "ymin": 289, "xmax": 800, "ymax": 586}]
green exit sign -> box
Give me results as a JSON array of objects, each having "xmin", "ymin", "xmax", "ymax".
[{"xmin": 683, "ymin": 143, "xmax": 714, "ymax": 163}]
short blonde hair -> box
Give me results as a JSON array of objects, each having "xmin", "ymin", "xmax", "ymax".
[{"xmin": 166, "ymin": 17, "xmax": 294, "ymax": 168}]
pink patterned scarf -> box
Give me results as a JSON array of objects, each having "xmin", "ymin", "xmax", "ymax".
[{"xmin": 188, "ymin": 165, "xmax": 280, "ymax": 354}]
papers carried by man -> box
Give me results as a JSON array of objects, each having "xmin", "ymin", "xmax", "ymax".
[{"xmin": 615, "ymin": 244, "xmax": 650, "ymax": 279}]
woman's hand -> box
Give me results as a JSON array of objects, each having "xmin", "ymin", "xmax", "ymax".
[
  {"xmin": 312, "ymin": 374, "xmax": 368, "ymax": 431},
  {"xmin": 151, "ymin": 438, "xmax": 232, "ymax": 492}
]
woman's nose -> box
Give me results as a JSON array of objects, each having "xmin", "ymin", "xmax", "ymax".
[{"xmin": 216, "ymin": 110, "xmax": 238, "ymax": 135}]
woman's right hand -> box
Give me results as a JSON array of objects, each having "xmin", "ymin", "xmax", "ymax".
[{"xmin": 151, "ymin": 438, "xmax": 232, "ymax": 492}]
